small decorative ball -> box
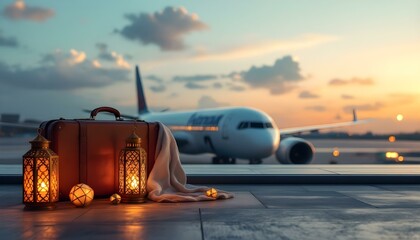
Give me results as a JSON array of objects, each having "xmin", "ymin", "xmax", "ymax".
[
  {"xmin": 206, "ymin": 188, "xmax": 218, "ymax": 198},
  {"xmin": 69, "ymin": 183, "xmax": 94, "ymax": 207},
  {"xmin": 110, "ymin": 193, "xmax": 121, "ymax": 205}
]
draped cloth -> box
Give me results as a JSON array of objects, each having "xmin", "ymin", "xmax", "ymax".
[{"xmin": 147, "ymin": 122, "xmax": 234, "ymax": 202}]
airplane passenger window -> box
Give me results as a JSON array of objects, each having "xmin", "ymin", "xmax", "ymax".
[{"xmin": 239, "ymin": 122, "xmax": 273, "ymax": 129}]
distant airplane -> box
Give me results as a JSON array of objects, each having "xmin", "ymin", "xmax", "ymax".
[
  {"xmin": 120, "ymin": 66, "xmax": 369, "ymax": 164},
  {"xmin": 0, "ymin": 66, "xmax": 370, "ymax": 164}
]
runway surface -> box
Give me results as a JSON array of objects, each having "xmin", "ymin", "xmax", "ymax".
[{"xmin": 1, "ymin": 136, "xmax": 420, "ymax": 165}]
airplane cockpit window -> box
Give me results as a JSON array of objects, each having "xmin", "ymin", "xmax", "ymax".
[
  {"xmin": 237, "ymin": 122, "xmax": 274, "ymax": 130},
  {"xmin": 237, "ymin": 122, "xmax": 249, "ymax": 129},
  {"xmin": 250, "ymin": 122, "xmax": 264, "ymax": 128}
]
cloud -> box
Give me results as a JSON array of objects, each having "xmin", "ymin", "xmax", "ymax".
[
  {"xmin": 329, "ymin": 77, "xmax": 374, "ymax": 86},
  {"xmin": 197, "ymin": 95, "xmax": 229, "ymax": 109},
  {"xmin": 192, "ymin": 34, "xmax": 338, "ymax": 62},
  {"xmin": 0, "ymin": 49, "xmax": 130, "ymax": 90},
  {"xmin": 0, "ymin": 31, "xmax": 18, "ymax": 48},
  {"xmin": 230, "ymin": 56, "xmax": 304, "ymax": 95},
  {"xmin": 389, "ymin": 93, "xmax": 418, "ymax": 105},
  {"xmin": 3, "ymin": 0, "xmax": 54, "ymax": 22},
  {"xmin": 305, "ymin": 106, "xmax": 326, "ymax": 112},
  {"xmin": 117, "ymin": 6, "xmax": 208, "ymax": 51},
  {"xmin": 343, "ymin": 102, "xmax": 384, "ymax": 113},
  {"xmin": 213, "ymin": 82, "xmax": 222, "ymax": 89},
  {"xmin": 185, "ymin": 82, "xmax": 207, "ymax": 89},
  {"xmin": 149, "ymin": 85, "xmax": 166, "ymax": 92},
  {"xmin": 167, "ymin": 92, "xmax": 178, "ymax": 98},
  {"xmin": 173, "ymin": 74, "xmax": 217, "ymax": 82},
  {"xmin": 146, "ymin": 75, "xmax": 166, "ymax": 92},
  {"xmin": 96, "ymin": 43, "xmax": 114, "ymax": 61},
  {"xmin": 95, "ymin": 43, "xmax": 130, "ymax": 69},
  {"xmin": 229, "ymin": 85, "xmax": 246, "ymax": 92},
  {"xmin": 225, "ymin": 82, "xmax": 246, "ymax": 92},
  {"xmin": 145, "ymin": 75, "xmax": 164, "ymax": 83},
  {"xmin": 341, "ymin": 94, "xmax": 354, "ymax": 99},
  {"xmin": 299, "ymin": 90, "xmax": 319, "ymax": 99}
]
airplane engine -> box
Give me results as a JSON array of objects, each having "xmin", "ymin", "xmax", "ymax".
[{"xmin": 275, "ymin": 137, "xmax": 315, "ymax": 164}]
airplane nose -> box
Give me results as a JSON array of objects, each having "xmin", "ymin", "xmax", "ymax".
[{"xmin": 247, "ymin": 130, "xmax": 279, "ymax": 158}]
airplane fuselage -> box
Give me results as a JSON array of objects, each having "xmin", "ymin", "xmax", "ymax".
[{"xmin": 142, "ymin": 107, "xmax": 280, "ymax": 160}]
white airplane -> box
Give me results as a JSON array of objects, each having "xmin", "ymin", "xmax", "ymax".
[
  {"xmin": 131, "ymin": 66, "xmax": 369, "ymax": 164},
  {"xmin": 0, "ymin": 65, "xmax": 370, "ymax": 164}
]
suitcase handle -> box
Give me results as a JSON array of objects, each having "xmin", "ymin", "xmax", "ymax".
[{"xmin": 90, "ymin": 107, "xmax": 122, "ymax": 120}]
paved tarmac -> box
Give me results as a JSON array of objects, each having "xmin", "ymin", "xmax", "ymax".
[
  {"xmin": 3, "ymin": 164, "xmax": 420, "ymax": 184},
  {"xmin": 2, "ymin": 183, "xmax": 420, "ymax": 239}
]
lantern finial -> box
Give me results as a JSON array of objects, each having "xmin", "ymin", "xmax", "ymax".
[
  {"xmin": 30, "ymin": 131, "xmax": 50, "ymax": 149},
  {"xmin": 126, "ymin": 131, "xmax": 141, "ymax": 148}
]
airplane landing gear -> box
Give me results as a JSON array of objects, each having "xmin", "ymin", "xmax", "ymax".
[
  {"xmin": 249, "ymin": 159, "xmax": 262, "ymax": 164},
  {"xmin": 212, "ymin": 157, "xmax": 236, "ymax": 164}
]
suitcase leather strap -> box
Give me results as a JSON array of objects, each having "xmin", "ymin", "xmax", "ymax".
[{"xmin": 78, "ymin": 121, "xmax": 88, "ymax": 183}]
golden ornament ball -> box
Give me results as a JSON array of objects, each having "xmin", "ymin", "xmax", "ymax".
[
  {"xmin": 69, "ymin": 183, "xmax": 94, "ymax": 207},
  {"xmin": 206, "ymin": 188, "xmax": 218, "ymax": 198},
  {"xmin": 110, "ymin": 193, "xmax": 122, "ymax": 205}
]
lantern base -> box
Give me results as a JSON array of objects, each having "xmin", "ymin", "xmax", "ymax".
[
  {"xmin": 121, "ymin": 197, "xmax": 146, "ymax": 203},
  {"xmin": 24, "ymin": 203, "xmax": 56, "ymax": 211}
]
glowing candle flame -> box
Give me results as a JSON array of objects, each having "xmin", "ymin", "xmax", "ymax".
[
  {"xmin": 130, "ymin": 175, "xmax": 139, "ymax": 190},
  {"xmin": 38, "ymin": 181, "xmax": 48, "ymax": 193}
]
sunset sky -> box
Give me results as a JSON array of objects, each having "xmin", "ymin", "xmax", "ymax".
[{"xmin": 0, "ymin": 0, "xmax": 419, "ymax": 133}]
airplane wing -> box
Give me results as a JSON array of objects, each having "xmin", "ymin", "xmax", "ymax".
[
  {"xmin": 0, "ymin": 122, "xmax": 39, "ymax": 129},
  {"xmin": 280, "ymin": 110, "xmax": 372, "ymax": 135}
]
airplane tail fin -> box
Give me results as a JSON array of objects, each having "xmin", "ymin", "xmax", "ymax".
[
  {"xmin": 136, "ymin": 65, "xmax": 149, "ymax": 115},
  {"xmin": 352, "ymin": 109, "xmax": 358, "ymax": 122}
]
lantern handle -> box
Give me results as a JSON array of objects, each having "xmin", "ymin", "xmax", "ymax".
[{"xmin": 90, "ymin": 107, "xmax": 122, "ymax": 120}]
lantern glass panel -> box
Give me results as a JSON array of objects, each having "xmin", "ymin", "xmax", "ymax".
[
  {"xmin": 125, "ymin": 150, "xmax": 140, "ymax": 194},
  {"xmin": 23, "ymin": 157, "xmax": 34, "ymax": 202},
  {"xmin": 140, "ymin": 148, "xmax": 147, "ymax": 196}
]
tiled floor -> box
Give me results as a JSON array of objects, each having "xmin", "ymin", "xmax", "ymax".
[
  {"xmin": 2, "ymin": 184, "xmax": 420, "ymax": 239},
  {"xmin": 4, "ymin": 164, "xmax": 420, "ymax": 185}
]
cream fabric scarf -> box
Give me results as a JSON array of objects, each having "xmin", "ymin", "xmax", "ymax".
[{"xmin": 147, "ymin": 122, "xmax": 234, "ymax": 202}]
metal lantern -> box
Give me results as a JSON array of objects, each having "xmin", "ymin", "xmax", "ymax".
[
  {"xmin": 22, "ymin": 132, "xmax": 59, "ymax": 210},
  {"xmin": 118, "ymin": 131, "xmax": 147, "ymax": 203}
]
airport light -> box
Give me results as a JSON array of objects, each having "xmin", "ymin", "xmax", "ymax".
[
  {"xmin": 118, "ymin": 131, "xmax": 148, "ymax": 203},
  {"xmin": 396, "ymin": 156, "xmax": 404, "ymax": 163},
  {"xmin": 332, "ymin": 148, "xmax": 340, "ymax": 157},
  {"xmin": 22, "ymin": 131, "xmax": 59, "ymax": 210},
  {"xmin": 388, "ymin": 136, "xmax": 396, "ymax": 143},
  {"xmin": 385, "ymin": 151, "xmax": 399, "ymax": 159}
]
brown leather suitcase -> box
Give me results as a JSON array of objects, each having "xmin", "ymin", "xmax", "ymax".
[{"xmin": 40, "ymin": 107, "xmax": 159, "ymax": 200}]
